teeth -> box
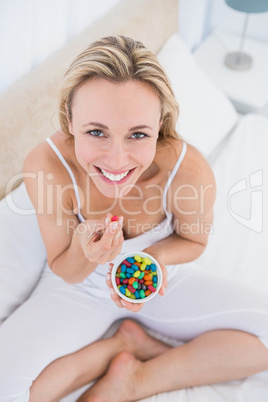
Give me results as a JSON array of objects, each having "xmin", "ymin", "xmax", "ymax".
[{"xmin": 100, "ymin": 168, "xmax": 129, "ymax": 181}]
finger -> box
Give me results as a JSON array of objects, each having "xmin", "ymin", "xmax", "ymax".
[
  {"xmin": 106, "ymin": 272, "xmax": 125, "ymax": 309},
  {"xmin": 108, "ymin": 240, "xmax": 124, "ymax": 262},
  {"xmin": 86, "ymin": 231, "xmax": 102, "ymax": 247},
  {"xmin": 100, "ymin": 221, "xmax": 119, "ymax": 250},
  {"xmin": 120, "ymin": 299, "xmax": 144, "ymax": 313},
  {"xmin": 159, "ymin": 263, "xmax": 168, "ymax": 296}
]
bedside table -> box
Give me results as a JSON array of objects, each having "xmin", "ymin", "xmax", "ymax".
[{"xmin": 193, "ymin": 30, "xmax": 268, "ymax": 114}]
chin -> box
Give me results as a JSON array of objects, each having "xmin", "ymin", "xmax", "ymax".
[{"xmin": 93, "ymin": 179, "xmax": 135, "ymax": 199}]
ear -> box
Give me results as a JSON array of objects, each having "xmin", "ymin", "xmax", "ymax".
[{"xmin": 65, "ymin": 104, "xmax": 74, "ymax": 135}]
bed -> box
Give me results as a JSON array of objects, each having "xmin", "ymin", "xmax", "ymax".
[{"xmin": 0, "ymin": 0, "xmax": 268, "ymax": 400}]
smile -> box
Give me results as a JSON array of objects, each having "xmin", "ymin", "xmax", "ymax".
[{"xmin": 95, "ymin": 166, "xmax": 133, "ymax": 182}]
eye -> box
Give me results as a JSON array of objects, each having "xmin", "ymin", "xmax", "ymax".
[
  {"xmin": 87, "ymin": 130, "xmax": 104, "ymax": 137},
  {"xmin": 130, "ymin": 132, "xmax": 149, "ymax": 139}
]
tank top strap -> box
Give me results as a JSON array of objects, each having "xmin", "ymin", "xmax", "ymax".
[
  {"xmin": 163, "ymin": 142, "xmax": 187, "ymax": 216},
  {"xmin": 46, "ymin": 137, "xmax": 85, "ymax": 223}
]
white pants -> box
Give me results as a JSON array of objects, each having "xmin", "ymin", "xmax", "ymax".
[{"xmin": 0, "ymin": 262, "xmax": 268, "ymax": 401}]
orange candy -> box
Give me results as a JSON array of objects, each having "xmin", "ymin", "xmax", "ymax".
[
  {"xmin": 145, "ymin": 280, "xmax": 153, "ymax": 286},
  {"xmin": 144, "ymin": 274, "xmax": 152, "ymax": 281},
  {"xmin": 129, "ymin": 277, "xmax": 136, "ymax": 285}
]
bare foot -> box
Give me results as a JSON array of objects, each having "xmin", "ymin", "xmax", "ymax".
[
  {"xmin": 115, "ymin": 319, "xmax": 171, "ymax": 361},
  {"xmin": 77, "ymin": 351, "xmax": 143, "ymax": 402}
]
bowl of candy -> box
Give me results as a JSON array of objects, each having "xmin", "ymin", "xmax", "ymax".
[{"xmin": 111, "ymin": 251, "xmax": 163, "ymax": 303}]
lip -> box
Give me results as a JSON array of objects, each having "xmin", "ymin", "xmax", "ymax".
[
  {"xmin": 96, "ymin": 167, "xmax": 131, "ymax": 175},
  {"xmin": 94, "ymin": 166, "xmax": 136, "ymax": 184}
]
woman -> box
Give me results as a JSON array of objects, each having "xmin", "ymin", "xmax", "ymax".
[{"xmin": 1, "ymin": 35, "xmax": 267, "ymax": 402}]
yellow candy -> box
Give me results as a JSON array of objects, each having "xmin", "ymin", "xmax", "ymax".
[
  {"xmin": 125, "ymin": 289, "xmax": 131, "ymax": 297},
  {"xmin": 129, "ymin": 294, "xmax": 136, "ymax": 299},
  {"xmin": 134, "ymin": 270, "xmax": 141, "ymax": 278},
  {"xmin": 140, "ymin": 263, "xmax": 147, "ymax": 271},
  {"xmin": 134, "ymin": 255, "xmax": 142, "ymax": 262},
  {"xmin": 144, "ymin": 257, "xmax": 152, "ymax": 265}
]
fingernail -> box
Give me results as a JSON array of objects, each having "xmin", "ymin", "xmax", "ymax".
[
  {"xmin": 106, "ymin": 272, "xmax": 111, "ymax": 281},
  {"xmin": 119, "ymin": 216, "xmax": 123, "ymax": 225},
  {"xmin": 120, "ymin": 300, "xmax": 126, "ymax": 306},
  {"xmin": 110, "ymin": 288, "xmax": 115, "ymax": 296},
  {"xmin": 105, "ymin": 217, "xmax": 110, "ymax": 226}
]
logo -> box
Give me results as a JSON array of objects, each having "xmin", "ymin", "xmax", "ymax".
[{"xmin": 227, "ymin": 170, "xmax": 263, "ymax": 233}]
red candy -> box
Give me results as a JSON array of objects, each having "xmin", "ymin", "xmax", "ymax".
[
  {"xmin": 122, "ymin": 259, "xmax": 132, "ymax": 267},
  {"xmin": 116, "ymin": 277, "xmax": 121, "ymax": 286},
  {"xmin": 127, "ymin": 285, "xmax": 135, "ymax": 293},
  {"xmin": 111, "ymin": 215, "xmax": 118, "ymax": 221}
]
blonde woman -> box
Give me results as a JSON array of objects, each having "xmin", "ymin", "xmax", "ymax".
[{"xmin": 0, "ymin": 36, "xmax": 267, "ymax": 402}]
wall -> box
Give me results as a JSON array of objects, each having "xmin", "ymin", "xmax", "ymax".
[
  {"xmin": 0, "ymin": 0, "xmax": 120, "ymax": 93},
  {"xmin": 179, "ymin": 0, "xmax": 268, "ymax": 51}
]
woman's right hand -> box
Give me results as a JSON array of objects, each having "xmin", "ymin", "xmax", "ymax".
[{"xmin": 75, "ymin": 213, "xmax": 124, "ymax": 265}]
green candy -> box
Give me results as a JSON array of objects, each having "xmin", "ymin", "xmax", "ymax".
[{"xmin": 139, "ymin": 290, "xmax": 145, "ymax": 298}]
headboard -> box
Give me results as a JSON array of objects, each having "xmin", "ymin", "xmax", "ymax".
[{"xmin": 0, "ymin": 0, "xmax": 178, "ymax": 199}]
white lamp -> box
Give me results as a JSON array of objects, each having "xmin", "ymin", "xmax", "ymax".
[{"xmin": 225, "ymin": 0, "xmax": 268, "ymax": 70}]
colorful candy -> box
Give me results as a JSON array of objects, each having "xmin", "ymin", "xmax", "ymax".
[
  {"xmin": 111, "ymin": 215, "xmax": 118, "ymax": 221},
  {"xmin": 115, "ymin": 255, "xmax": 158, "ymax": 301}
]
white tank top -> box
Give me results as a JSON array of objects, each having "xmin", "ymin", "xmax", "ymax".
[{"xmin": 46, "ymin": 137, "xmax": 187, "ymax": 291}]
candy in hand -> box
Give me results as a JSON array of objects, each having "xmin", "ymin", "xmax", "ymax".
[{"xmin": 111, "ymin": 215, "xmax": 118, "ymax": 222}]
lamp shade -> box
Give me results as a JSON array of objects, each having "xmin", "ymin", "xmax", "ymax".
[{"xmin": 225, "ymin": 0, "xmax": 268, "ymax": 13}]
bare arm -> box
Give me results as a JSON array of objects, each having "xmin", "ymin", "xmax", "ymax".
[
  {"xmin": 144, "ymin": 145, "xmax": 216, "ymax": 266},
  {"xmin": 23, "ymin": 141, "xmax": 123, "ymax": 284}
]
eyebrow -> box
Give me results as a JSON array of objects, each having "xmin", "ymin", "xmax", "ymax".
[{"xmin": 82, "ymin": 122, "xmax": 153, "ymax": 131}]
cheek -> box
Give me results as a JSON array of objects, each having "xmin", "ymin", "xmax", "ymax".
[
  {"xmin": 75, "ymin": 141, "xmax": 95, "ymax": 165},
  {"xmin": 135, "ymin": 142, "xmax": 157, "ymax": 166}
]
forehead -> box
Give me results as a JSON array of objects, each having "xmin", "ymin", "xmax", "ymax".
[{"xmin": 71, "ymin": 78, "xmax": 162, "ymax": 124}]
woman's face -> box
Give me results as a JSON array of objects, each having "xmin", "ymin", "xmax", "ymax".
[{"xmin": 69, "ymin": 78, "xmax": 162, "ymax": 198}]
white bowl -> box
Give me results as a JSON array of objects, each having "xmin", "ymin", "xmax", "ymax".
[{"xmin": 111, "ymin": 251, "xmax": 163, "ymax": 304}]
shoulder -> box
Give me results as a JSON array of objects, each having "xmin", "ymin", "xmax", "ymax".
[
  {"xmin": 23, "ymin": 131, "xmax": 77, "ymax": 180},
  {"xmin": 163, "ymin": 139, "xmax": 216, "ymax": 214},
  {"xmin": 23, "ymin": 131, "xmax": 76, "ymax": 209}
]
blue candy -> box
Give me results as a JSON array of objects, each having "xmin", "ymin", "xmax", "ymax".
[
  {"xmin": 121, "ymin": 265, "xmax": 127, "ymax": 273},
  {"xmin": 119, "ymin": 286, "xmax": 126, "ymax": 294},
  {"xmin": 134, "ymin": 290, "xmax": 140, "ymax": 299},
  {"xmin": 127, "ymin": 257, "xmax": 135, "ymax": 263},
  {"xmin": 151, "ymin": 264, "xmax": 156, "ymax": 272},
  {"xmin": 126, "ymin": 268, "xmax": 135, "ymax": 274}
]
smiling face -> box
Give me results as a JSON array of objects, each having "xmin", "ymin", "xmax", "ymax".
[{"xmin": 68, "ymin": 78, "xmax": 162, "ymax": 198}]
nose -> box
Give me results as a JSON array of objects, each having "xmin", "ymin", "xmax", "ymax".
[{"xmin": 103, "ymin": 139, "xmax": 130, "ymax": 171}]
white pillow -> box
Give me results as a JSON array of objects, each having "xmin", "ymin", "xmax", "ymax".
[
  {"xmin": 0, "ymin": 183, "xmax": 46, "ymax": 324},
  {"xmin": 157, "ymin": 33, "xmax": 239, "ymax": 157}
]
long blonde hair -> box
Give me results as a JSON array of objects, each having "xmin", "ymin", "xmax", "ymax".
[{"xmin": 59, "ymin": 35, "xmax": 179, "ymax": 141}]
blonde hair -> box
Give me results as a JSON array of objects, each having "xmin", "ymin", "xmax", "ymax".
[{"xmin": 59, "ymin": 35, "xmax": 179, "ymax": 141}]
